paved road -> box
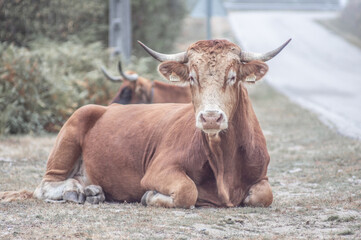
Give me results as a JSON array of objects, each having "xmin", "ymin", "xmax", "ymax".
[{"xmin": 228, "ymin": 11, "xmax": 361, "ymax": 139}]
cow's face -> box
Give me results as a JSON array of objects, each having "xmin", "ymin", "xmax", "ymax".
[
  {"xmin": 158, "ymin": 40, "xmax": 268, "ymax": 134},
  {"xmin": 134, "ymin": 76, "xmax": 153, "ymax": 103},
  {"xmin": 102, "ymin": 63, "xmax": 153, "ymax": 104},
  {"xmin": 140, "ymin": 39, "xmax": 290, "ymax": 134},
  {"xmin": 113, "ymin": 81, "xmax": 135, "ymax": 104},
  {"xmin": 112, "ymin": 75, "xmax": 152, "ymax": 104}
]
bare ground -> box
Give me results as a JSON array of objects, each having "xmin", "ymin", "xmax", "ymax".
[{"xmin": 1, "ymin": 16, "xmax": 361, "ymax": 240}]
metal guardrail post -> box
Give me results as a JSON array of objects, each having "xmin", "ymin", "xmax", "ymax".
[
  {"xmin": 109, "ymin": 0, "xmax": 132, "ymax": 62},
  {"xmin": 206, "ymin": 0, "xmax": 212, "ymax": 40}
]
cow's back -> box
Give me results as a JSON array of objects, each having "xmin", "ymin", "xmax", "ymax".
[{"xmin": 152, "ymin": 81, "xmax": 191, "ymax": 103}]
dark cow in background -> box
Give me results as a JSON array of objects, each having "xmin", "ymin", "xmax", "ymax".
[
  {"xmin": 1, "ymin": 39, "xmax": 291, "ymax": 208},
  {"xmin": 101, "ymin": 61, "xmax": 191, "ymax": 104}
]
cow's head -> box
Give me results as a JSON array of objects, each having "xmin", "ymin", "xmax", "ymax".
[
  {"xmin": 101, "ymin": 61, "xmax": 153, "ymax": 104},
  {"xmin": 139, "ymin": 39, "xmax": 290, "ymax": 134}
]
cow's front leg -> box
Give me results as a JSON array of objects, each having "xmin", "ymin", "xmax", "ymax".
[
  {"xmin": 84, "ymin": 185, "xmax": 105, "ymax": 204},
  {"xmin": 140, "ymin": 169, "xmax": 198, "ymax": 209},
  {"xmin": 141, "ymin": 190, "xmax": 175, "ymax": 208},
  {"xmin": 243, "ymin": 179, "xmax": 273, "ymax": 207}
]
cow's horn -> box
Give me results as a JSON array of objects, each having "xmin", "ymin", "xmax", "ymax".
[
  {"xmin": 118, "ymin": 61, "xmax": 138, "ymax": 82},
  {"xmin": 138, "ymin": 41, "xmax": 187, "ymax": 63},
  {"xmin": 240, "ymin": 38, "xmax": 292, "ymax": 62},
  {"xmin": 101, "ymin": 66, "xmax": 123, "ymax": 82}
]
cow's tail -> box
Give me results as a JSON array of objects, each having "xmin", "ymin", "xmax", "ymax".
[{"xmin": 0, "ymin": 190, "xmax": 33, "ymax": 202}]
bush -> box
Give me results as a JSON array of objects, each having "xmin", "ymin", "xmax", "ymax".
[
  {"xmin": 131, "ymin": 0, "xmax": 188, "ymax": 56},
  {"xmin": 0, "ymin": 38, "xmax": 164, "ymax": 135},
  {"xmin": 0, "ymin": 0, "xmax": 187, "ymax": 55},
  {"xmin": 0, "ymin": 40, "xmax": 115, "ymax": 134},
  {"xmin": 0, "ymin": 44, "xmax": 54, "ymax": 134},
  {"xmin": 0, "ymin": 0, "xmax": 187, "ymax": 135},
  {"xmin": 0, "ymin": 0, "xmax": 108, "ymax": 47}
]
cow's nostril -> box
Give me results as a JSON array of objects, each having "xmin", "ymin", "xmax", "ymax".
[
  {"xmin": 200, "ymin": 114, "xmax": 207, "ymax": 123},
  {"xmin": 216, "ymin": 114, "xmax": 223, "ymax": 123}
]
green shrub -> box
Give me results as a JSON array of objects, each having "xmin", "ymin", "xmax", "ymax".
[
  {"xmin": 0, "ymin": 38, "xmax": 163, "ymax": 135},
  {"xmin": 0, "ymin": 0, "xmax": 187, "ymax": 55},
  {"xmin": 131, "ymin": 0, "xmax": 188, "ymax": 56},
  {"xmin": 0, "ymin": 40, "xmax": 115, "ymax": 134},
  {"xmin": 0, "ymin": 0, "xmax": 187, "ymax": 134},
  {"xmin": 0, "ymin": 0, "xmax": 108, "ymax": 47},
  {"xmin": 0, "ymin": 44, "xmax": 54, "ymax": 134}
]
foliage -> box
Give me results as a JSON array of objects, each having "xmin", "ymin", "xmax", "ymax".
[
  {"xmin": 0, "ymin": 43, "xmax": 53, "ymax": 134},
  {"xmin": 0, "ymin": 0, "xmax": 187, "ymax": 55},
  {"xmin": 131, "ymin": 0, "xmax": 188, "ymax": 56},
  {"xmin": 0, "ymin": 0, "xmax": 187, "ymax": 134},
  {"xmin": 0, "ymin": 40, "xmax": 115, "ymax": 134},
  {"xmin": 0, "ymin": 38, "xmax": 163, "ymax": 135},
  {"xmin": 0, "ymin": 0, "xmax": 108, "ymax": 47}
]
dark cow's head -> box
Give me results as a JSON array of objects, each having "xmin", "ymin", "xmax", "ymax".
[
  {"xmin": 101, "ymin": 61, "xmax": 153, "ymax": 104},
  {"xmin": 139, "ymin": 39, "xmax": 291, "ymax": 134}
]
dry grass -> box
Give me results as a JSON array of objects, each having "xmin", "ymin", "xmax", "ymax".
[
  {"xmin": 1, "ymin": 83, "xmax": 360, "ymax": 239},
  {"xmin": 1, "ymin": 16, "xmax": 361, "ymax": 240}
]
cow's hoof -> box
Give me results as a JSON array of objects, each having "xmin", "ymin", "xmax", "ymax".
[
  {"xmin": 141, "ymin": 190, "xmax": 157, "ymax": 206},
  {"xmin": 63, "ymin": 191, "xmax": 85, "ymax": 204},
  {"xmin": 84, "ymin": 185, "xmax": 105, "ymax": 204}
]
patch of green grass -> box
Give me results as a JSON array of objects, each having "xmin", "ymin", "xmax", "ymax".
[
  {"xmin": 327, "ymin": 215, "xmax": 340, "ymax": 221},
  {"xmin": 342, "ymin": 216, "xmax": 356, "ymax": 222},
  {"xmin": 326, "ymin": 215, "xmax": 357, "ymax": 223},
  {"xmin": 338, "ymin": 230, "xmax": 354, "ymax": 236}
]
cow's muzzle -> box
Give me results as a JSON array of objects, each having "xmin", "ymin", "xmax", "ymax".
[{"xmin": 197, "ymin": 110, "xmax": 227, "ymax": 133}]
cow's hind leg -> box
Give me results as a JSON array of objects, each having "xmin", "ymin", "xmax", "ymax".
[
  {"xmin": 34, "ymin": 178, "xmax": 85, "ymax": 203},
  {"xmin": 243, "ymin": 180, "xmax": 273, "ymax": 207},
  {"xmin": 34, "ymin": 105, "xmax": 107, "ymax": 204},
  {"xmin": 33, "ymin": 130, "xmax": 86, "ymax": 204},
  {"xmin": 34, "ymin": 179, "xmax": 105, "ymax": 204},
  {"xmin": 34, "ymin": 164, "xmax": 105, "ymax": 204}
]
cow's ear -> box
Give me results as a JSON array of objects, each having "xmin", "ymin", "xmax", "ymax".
[
  {"xmin": 158, "ymin": 61, "xmax": 189, "ymax": 85},
  {"xmin": 239, "ymin": 61, "xmax": 268, "ymax": 84}
]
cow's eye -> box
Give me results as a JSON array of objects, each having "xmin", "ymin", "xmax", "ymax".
[
  {"xmin": 227, "ymin": 76, "xmax": 236, "ymax": 85},
  {"xmin": 227, "ymin": 70, "xmax": 237, "ymax": 86},
  {"xmin": 189, "ymin": 76, "xmax": 195, "ymax": 85}
]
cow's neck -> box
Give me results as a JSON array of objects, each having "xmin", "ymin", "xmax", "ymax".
[{"xmin": 203, "ymin": 86, "xmax": 254, "ymax": 206}]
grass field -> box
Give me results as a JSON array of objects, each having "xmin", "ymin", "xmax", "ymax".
[
  {"xmin": 1, "ymin": 16, "xmax": 361, "ymax": 240},
  {"xmin": 1, "ymin": 82, "xmax": 360, "ymax": 239}
]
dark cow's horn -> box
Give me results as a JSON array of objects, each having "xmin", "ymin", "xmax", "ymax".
[
  {"xmin": 101, "ymin": 66, "xmax": 123, "ymax": 82},
  {"xmin": 240, "ymin": 38, "xmax": 292, "ymax": 62},
  {"xmin": 118, "ymin": 61, "xmax": 138, "ymax": 82},
  {"xmin": 138, "ymin": 41, "xmax": 187, "ymax": 63}
]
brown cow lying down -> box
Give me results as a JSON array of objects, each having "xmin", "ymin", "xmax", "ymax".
[
  {"xmin": 1, "ymin": 39, "xmax": 290, "ymax": 208},
  {"xmin": 101, "ymin": 61, "xmax": 191, "ymax": 104}
]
